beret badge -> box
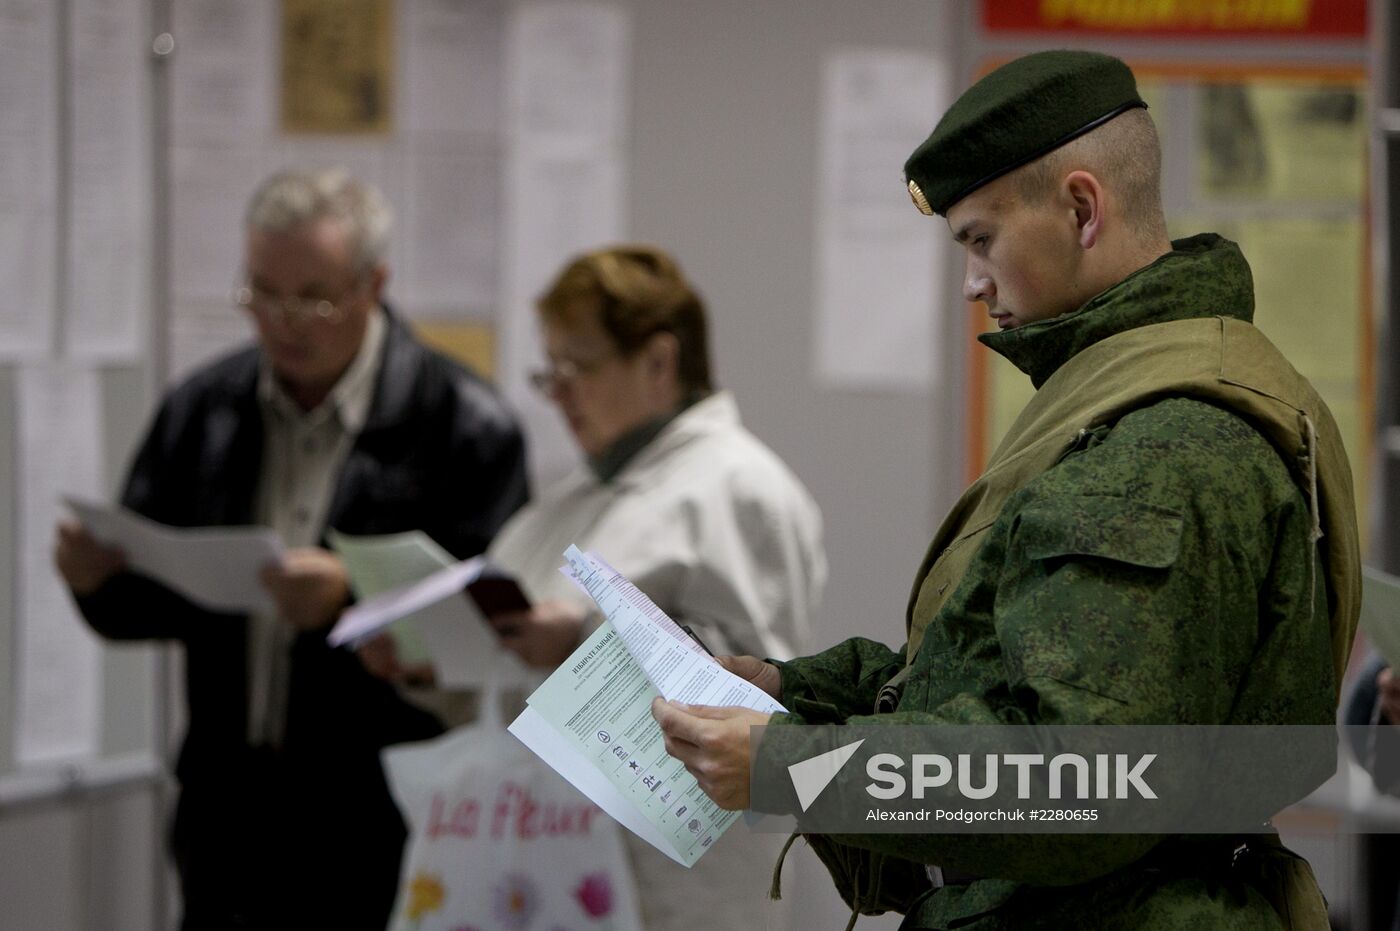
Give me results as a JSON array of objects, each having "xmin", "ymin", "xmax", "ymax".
[{"xmin": 907, "ymin": 178, "xmax": 933, "ymax": 216}]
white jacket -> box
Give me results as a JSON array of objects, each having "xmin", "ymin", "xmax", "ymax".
[
  {"xmin": 488, "ymin": 390, "xmax": 825, "ymax": 661},
  {"xmin": 487, "ymin": 390, "xmax": 826, "ymax": 931}
]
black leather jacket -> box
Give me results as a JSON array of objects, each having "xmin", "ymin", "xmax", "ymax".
[{"xmin": 75, "ymin": 309, "xmax": 529, "ymax": 928}]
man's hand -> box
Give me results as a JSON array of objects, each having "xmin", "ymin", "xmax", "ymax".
[
  {"xmin": 1379, "ymin": 666, "xmax": 1400, "ymax": 724},
  {"xmin": 54, "ymin": 519, "xmax": 126, "ymax": 596},
  {"xmin": 651, "ymin": 699, "xmax": 772, "ymax": 810},
  {"xmin": 486, "ymin": 599, "xmax": 587, "ymax": 668},
  {"xmin": 355, "ymin": 632, "xmax": 437, "ymax": 686},
  {"xmin": 717, "ymin": 655, "xmax": 782, "ymax": 700},
  {"xmin": 260, "ymin": 547, "xmax": 350, "ymax": 631}
]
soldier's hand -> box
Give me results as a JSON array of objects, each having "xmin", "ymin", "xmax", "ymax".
[
  {"xmin": 652, "ymin": 699, "xmax": 771, "ymax": 810},
  {"xmin": 717, "ymin": 655, "xmax": 782, "ymax": 700},
  {"xmin": 54, "ymin": 519, "xmax": 126, "ymax": 596},
  {"xmin": 1378, "ymin": 666, "xmax": 1400, "ymax": 724},
  {"xmin": 487, "ymin": 599, "xmax": 587, "ymax": 668},
  {"xmin": 260, "ymin": 547, "xmax": 350, "ymax": 631}
]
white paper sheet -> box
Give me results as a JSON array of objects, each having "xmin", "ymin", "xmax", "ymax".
[
  {"xmin": 65, "ymin": 498, "xmax": 284, "ymax": 615},
  {"xmin": 397, "ymin": 143, "xmax": 501, "ymax": 317},
  {"xmin": 170, "ymin": 0, "xmax": 274, "ymax": 147},
  {"xmin": 16, "ymin": 365, "xmax": 104, "ymax": 764},
  {"xmin": 500, "ymin": 148, "xmax": 626, "ymax": 483},
  {"xmin": 500, "ymin": 2, "xmax": 630, "ymax": 486},
  {"xmin": 563, "ymin": 548, "xmax": 783, "ymax": 713},
  {"xmin": 326, "ymin": 552, "xmax": 524, "ymax": 687},
  {"xmin": 329, "ymin": 556, "xmax": 486, "ymax": 646},
  {"xmin": 399, "ymin": 0, "xmax": 504, "ymax": 140},
  {"xmin": 506, "ymin": 2, "xmax": 628, "ymax": 141},
  {"xmin": 328, "ymin": 529, "xmax": 454, "ymax": 667},
  {"xmin": 66, "ymin": 0, "xmax": 150, "ymax": 362},
  {"xmin": 507, "ymin": 548, "xmax": 783, "ymax": 866},
  {"xmin": 170, "ymin": 144, "xmax": 277, "ymax": 302},
  {"xmin": 814, "ymin": 49, "xmax": 950, "ymax": 391},
  {"xmin": 0, "ymin": 0, "xmax": 59, "ymax": 360},
  {"xmin": 509, "ymin": 705, "xmax": 688, "ymax": 865}
]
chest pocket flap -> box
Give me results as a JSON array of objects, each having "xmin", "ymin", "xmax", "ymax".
[{"xmin": 1018, "ymin": 495, "xmax": 1184, "ymax": 569}]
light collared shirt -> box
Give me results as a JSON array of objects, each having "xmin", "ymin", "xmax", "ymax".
[{"xmin": 247, "ymin": 308, "xmax": 387, "ymax": 747}]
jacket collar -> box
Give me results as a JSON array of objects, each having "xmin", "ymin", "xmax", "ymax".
[
  {"xmin": 980, "ymin": 233, "xmax": 1256, "ymax": 389},
  {"xmin": 603, "ymin": 391, "xmax": 740, "ymax": 488},
  {"xmin": 586, "ymin": 391, "xmax": 716, "ymax": 483},
  {"xmin": 359, "ymin": 303, "xmax": 432, "ymax": 434},
  {"xmin": 257, "ymin": 307, "xmax": 386, "ymax": 433}
]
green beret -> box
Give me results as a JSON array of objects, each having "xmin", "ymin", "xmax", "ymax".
[{"xmin": 904, "ymin": 50, "xmax": 1147, "ymax": 216}]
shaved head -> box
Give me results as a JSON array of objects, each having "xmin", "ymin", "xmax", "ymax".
[{"xmin": 1013, "ymin": 108, "xmax": 1167, "ymax": 247}]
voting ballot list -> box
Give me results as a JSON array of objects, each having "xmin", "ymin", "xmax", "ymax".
[{"xmin": 508, "ymin": 546, "xmax": 785, "ymax": 867}]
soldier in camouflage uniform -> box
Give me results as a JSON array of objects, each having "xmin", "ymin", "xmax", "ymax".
[{"xmin": 653, "ymin": 51, "xmax": 1360, "ymax": 930}]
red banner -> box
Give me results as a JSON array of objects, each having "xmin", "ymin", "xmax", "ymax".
[{"xmin": 983, "ymin": 0, "xmax": 1366, "ymax": 39}]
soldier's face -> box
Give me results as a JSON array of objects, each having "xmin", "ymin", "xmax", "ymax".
[{"xmin": 947, "ymin": 173, "xmax": 1083, "ymax": 330}]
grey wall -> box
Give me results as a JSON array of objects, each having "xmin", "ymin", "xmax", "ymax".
[
  {"xmin": 622, "ymin": 0, "xmax": 964, "ymax": 658},
  {"xmin": 617, "ymin": 2, "xmax": 963, "ymax": 925}
]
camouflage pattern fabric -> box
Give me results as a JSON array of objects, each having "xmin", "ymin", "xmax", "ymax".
[{"xmin": 765, "ymin": 235, "xmax": 1354, "ymax": 930}]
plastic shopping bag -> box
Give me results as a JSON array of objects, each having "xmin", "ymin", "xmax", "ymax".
[{"xmin": 384, "ymin": 698, "xmax": 642, "ymax": 931}]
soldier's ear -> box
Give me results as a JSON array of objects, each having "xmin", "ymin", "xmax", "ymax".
[{"xmin": 1062, "ymin": 170, "xmax": 1104, "ymax": 250}]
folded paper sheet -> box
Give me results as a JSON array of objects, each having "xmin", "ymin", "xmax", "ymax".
[
  {"xmin": 326, "ymin": 540, "xmax": 527, "ymax": 687},
  {"xmin": 65, "ymin": 497, "xmax": 283, "ymax": 615},
  {"xmin": 508, "ymin": 546, "xmax": 784, "ymax": 866},
  {"xmin": 329, "ymin": 529, "xmax": 454, "ymax": 668}
]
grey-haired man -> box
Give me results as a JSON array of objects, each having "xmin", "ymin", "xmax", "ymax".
[{"xmin": 55, "ymin": 168, "xmax": 529, "ymax": 930}]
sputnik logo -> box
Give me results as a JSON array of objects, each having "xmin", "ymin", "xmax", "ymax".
[{"xmin": 788, "ymin": 739, "xmax": 865, "ymax": 812}]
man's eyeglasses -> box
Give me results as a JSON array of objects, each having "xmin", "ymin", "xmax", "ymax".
[{"xmin": 233, "ymin": 282, "xmax": 359, "ymax": 327}]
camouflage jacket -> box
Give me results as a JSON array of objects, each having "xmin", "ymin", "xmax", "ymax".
[{"xmin": 766, "ymin": 235, "xmax": 1356, "ymax": 930}]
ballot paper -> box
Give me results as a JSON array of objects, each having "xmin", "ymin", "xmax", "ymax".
[
  {"xmin": 329, "ymin": 529, "xmax": 456, "ymax": 594},
  {"xmin": 65, "ymin": 497, "xmax": 282, "ymax": 614},
  {"xmin": 325, "ymin": 547, "xmax": 527, "ymax": 687},
  {"xmin": 1361, "ymin": 565, "xmax": 1400, "ymax": 666},
  {"xmin": 328, "ymin": 529, "xmax": 454, "ymax": 668},
  {"xmin": 508, "ymin": 546, "xmax": 785, "ymax": 867}
]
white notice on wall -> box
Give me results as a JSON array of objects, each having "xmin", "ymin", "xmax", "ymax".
[
  {"xmin": 506, "ymin": 2, "xmax": 628, "ymax": 141},
  {"xmin": 399, "ymin": 0, "xmax": 504, "ymax": 140},
  {"xmin": 398, "ymin": 143, "xmax": 501, "ymax": 317},
  {"xmin": 67, "ymin": 0, "xmax": 150, "ymax": 362},
  {"xmin": 170, "ymin": 144, "xmax": 275, "ymax": 302},
  {"xmin": 0, "ymin": 0, "xmax": 59, "ymax": 360},
  {"xmin": 16, "ymin": 364, "xmax": 105, "ymax": 765},
  {"xmin": 501, "ymin": 149, "xmax": 626, "ymax": 484},
  {"xmin": 501, "ymin": 2, "xmax": 629, "ymax": 484},
  {"xmin": 170, "ymin": 0, "xmax": 275, "ymax": 147},
  {"xmin": 814, "ymin": 50, "xmax": 949, "ymax": 392}
]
